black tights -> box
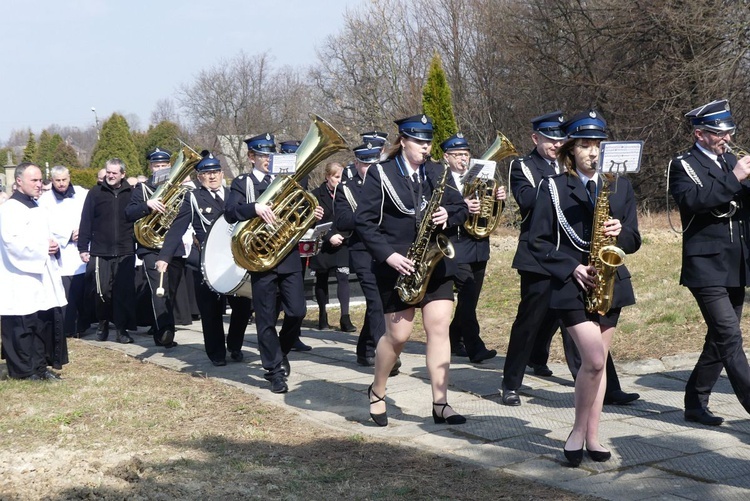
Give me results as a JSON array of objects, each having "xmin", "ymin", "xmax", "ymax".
[{"xmin": 315, "ymin": 270, "xmax": 350, "ymax": 314}]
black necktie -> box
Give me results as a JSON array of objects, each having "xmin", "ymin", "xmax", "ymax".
[
  {"xmin": 212, "ymin": 189, "xmax": 224, "ymax": 209},
  {"xmin": 262, "ymin": 174, "xmax": 272, "ymax": 185},
  {"xmin": 412, "ymin": 172, "xmax": 420, "ymax": 184},
  {"xmin": 550, "ymin": 160, "xmax": 557, "ymax": 174},
  {"xmin": 586, "ymin": 180, "xmax": 597, "ymax": 206},
  {"xmin": 718, "ymin": 155, "xmax": 729, "ymax": 173}
]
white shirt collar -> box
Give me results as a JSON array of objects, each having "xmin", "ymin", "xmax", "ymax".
[{"xmin": 576, "ymin": 170, "xmax": 599, "ymax": 187}]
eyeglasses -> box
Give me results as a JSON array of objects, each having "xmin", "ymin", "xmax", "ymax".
[
  {"xmin": 199, "ymin": 171, "xmax": 221, "ymax": 177},
  {"xmin": 705, "ymin": 129, "xmax": 734, "ymax": 138},
  {"xmin": 447, "ymin": 152, "xmax": 470, "ymax": 158}
]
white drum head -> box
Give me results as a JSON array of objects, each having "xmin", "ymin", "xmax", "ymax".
[{"xmin": 201, "ymin": 215, "xmax": 253, "ymax": 297}]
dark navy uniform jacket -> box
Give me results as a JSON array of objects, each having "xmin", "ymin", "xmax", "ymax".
[
  {"xmin": 125, "ymin": 177, "xmax": 192, "ymax": 261},
  {"xmin": 529, "ymin": 172, "xmax": 640, "ymax": 310},
  {"xmin": 354, "ymin": 157, "xmax": 468, "ymax": 275},
  {"xmin": 334, "ymin": 166, "xmax": 367, "ymax": 252},
  {"xmin": 669, "ymin": 145, "xmax": 750, "ymax": 288},
  {"xmin": 224, "ymin": 172, "xmax": 302, "ymax": 274},
  {"xmin": 510, "ymin": 148, "xmax": 559, "ymax": 274}
]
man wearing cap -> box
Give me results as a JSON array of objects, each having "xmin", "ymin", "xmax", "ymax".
[
  {"xmin": 441, "ymin": 132, "xmax": 503, "ymax": 363},
  {"xmin": 38, "ymin": 165, "xmax": 89, "ymax": 338},
  {"xmin": 224, "ymin": 133, "xmax": 324, "ymax": 393},
  {"xmin": 78, "ymin": 158, "xmax": 136, "ymax": 343},
  {"xmin": 125, "ymin": 148, "xmax": 192, "ymax": 349},
  {"xmin": 669, "ymin": 99, "xmax": 750, "ymax": 426},
  {"xmin": 334, "ymin": 140, "xmax": 385, "ymax": 367},
  {"xmin": 161, "ymin": 153, "xmax": 253, "ymax": 366},
  {"xmin": 0, "ymin": 163, "xmax": 68, "ymax": 380}
]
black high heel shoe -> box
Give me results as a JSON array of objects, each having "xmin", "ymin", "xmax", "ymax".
[
  {"xmin": 586, "ymin": 448, "xmax": 612, "ymax": 462},
  {"xmin": 563, "ymin": 431, "xmax": 583, "ymax": 467},
  {"xmin": 432, "ymin": 402, "xmax": 466, "ymax": 425},
  {"xmin": 368, "ymin": 384, "xmax": 388, "ymax": 427}
]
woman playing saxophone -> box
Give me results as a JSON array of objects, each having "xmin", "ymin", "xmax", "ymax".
[
  {"xmin": 355, "ymin": 114, "xmax": 469, "ymax": 427},
  {"xmin": 528, "ymin": 110, "xmax": 641, "ymax": 466}
]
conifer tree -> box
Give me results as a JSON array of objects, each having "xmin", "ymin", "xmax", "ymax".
[
  {"xmin": 138, "ymin": 121, "xmax": 184, "ymax": 171},
  {"xmin": 89, "ymin": 113, "xmax": 143, "ymax": 175},
  {"xmin": 422, "ymin": 52, "xmax": 458, "ymax": 162},
  {"xmin": 22, "ymin": 131, "xmax": 37, "ymax": 163},
  {"xmin": 52, "ymin": 141, "xmax": 81, "ymax": 169}
]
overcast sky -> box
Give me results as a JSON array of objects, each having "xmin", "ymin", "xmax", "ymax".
[{"xmin": 0, "ymin": 0, "xmax": 362, "ymax": 142}]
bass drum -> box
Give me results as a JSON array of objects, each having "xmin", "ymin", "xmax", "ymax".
[{"xmin": 201, "ymin": 214, "xmax": 253, "ymax": 298}]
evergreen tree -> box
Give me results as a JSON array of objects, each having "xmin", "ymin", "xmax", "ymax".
[
  {"xmin": 21, "ymin": 131, "xmax": 36, "ymax": 163},
  {"xmin": 422, "ymin": 52, "xmax": 458, "ymax": 162},
  {"xmin": 52, "ymin": 141, "xmax": 81, "ymax": 169},
  {"xmin": 138, "ymin": 121, "xmax": 184, "ymax": 171},
  {"xmin": 89, "ymin": 113, "xmax": 143, "ymax": 175},
  {"xmin": 0, "ymin": 147, "xmax": 13, "ymax": 166},
  {"xmin": 36, "ymin": 131, "xmax": 64, "ymax": 168}
]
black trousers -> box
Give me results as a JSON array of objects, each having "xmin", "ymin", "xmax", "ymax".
[
  {"xmin": 89, "ymin": 255, "xmax": 136, "ymax": 331},
  {"xmin": 503, "ymin": 271, "xmax": 561, "ymax": 390},
  {"xmin": 251, "ymin": 269, "xmax": 305, "ymax": 378},
  {"xmin": 61, "ymin": 274, "xmax": 87, "ymax": 336},
  {"xmin": 349, "ymin": 249, "xmax": 381, "ymax": 358},
  {"xmin": 1, "ymin": 308, "xmax": 64, "ymax": 378},
  {"xmin": 685, "ymin": 286, "xmax": 750, "ymax": 413},
  {"xmin": 142, "ymin": 252, "xmax": 185, "ymax": 341},
  {"xmin": 449, "ymin": 261, "xmax": 489, "ymax": 357},
  {"xmin": 193, "ymin": 270, "xmax": 253, "ymax": 363}
]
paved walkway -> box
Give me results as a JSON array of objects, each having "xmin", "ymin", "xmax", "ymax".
[{"xmin": 85, "ymin": 320, "xmax": 750, "ymax": 501}]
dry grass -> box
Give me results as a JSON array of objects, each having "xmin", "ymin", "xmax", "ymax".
[
  {"xmin": 360, "ymin": 211, "xmax": 732, "ymax": 363},
  {"xmin": 0, "ymin": 342, "xmax": 589, "ymax": 500}
]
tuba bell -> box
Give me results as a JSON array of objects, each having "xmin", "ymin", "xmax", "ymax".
[
  {"xmin": 134, "ymin": 146, "xmax": 201, "ymax": 249},
  {"xmin": 462, "ymin": 131, "xmax": 518, "ymax": 238},
  {"xmin": 230, "ymin": 114, "xmax": 348, "ymax": 273}
]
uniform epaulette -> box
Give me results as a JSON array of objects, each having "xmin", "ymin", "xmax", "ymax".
[{"xmin": 675, "ymin": 151, "xmax": 692, "ymax": 161}]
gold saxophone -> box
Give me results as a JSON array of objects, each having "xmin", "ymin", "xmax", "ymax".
[
  {"xmin": 230, "ymin": 114, "xmax": 348, "ymax": 272},
  {"xmin": 396, "ymin": 165, "xmax": 455, "ymax": 305},
  {"xmin": 463, "ymin": 131, "xmax": 518, "ymax": 238},
  {"xmin": 134, "ymin": 146, "xmax": 201, "ymax": 249},
  {"xmin": 585, "ymin": 173, "xmax": 626, "ymax": 315}
]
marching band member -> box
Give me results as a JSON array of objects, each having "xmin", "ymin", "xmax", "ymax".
[
  {"xmin": 529, "ymin": 111, "xmax": 640, "ymax": 466},
  {"xmin": 334, "ymin": 141, "xmax": 385, "ymax": 367},
  {"xmin": 0, "ymin": 163, "xmax": 68, "ymax": 380},
  {"xmin": 669, "ymin": 99, "xmax": 750, "ymax": 426},
  {"xmin": 309, "ymin": 161, "xmax": 357, "ymax": 333},
  {"xmin": 125, "ymin": 148, "xmax": 192, "ymax": 349},
  {"xmin": 78, "ymin": 158, "xmax": 137, "ymax": 344},
  {"xmin": 355, "ymin": 114, "xmax": 468, "ymax": 426},
  {"xmin": 441, "ymin": 133, "xmax": 503, "ymax": 364},
  {"xmin": 224, "ymin": 133, "xmax": 324, "ymax": 394},
  {"xmin": 160, "ymin": 153, "xmax": 253, "ymax": 366}
]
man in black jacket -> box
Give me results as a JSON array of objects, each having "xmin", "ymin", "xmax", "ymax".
[
  {"xmin": 670, "ymin": 99, "xmax": 750, "ymax": 426},
  {"xmin": 78, "ymin": 158, "xmax": 136, "ymax": 343}
]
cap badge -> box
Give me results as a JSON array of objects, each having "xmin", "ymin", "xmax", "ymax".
[
  {"xmin": 155, "ymin": 148, "xmax": 161, "ymax": 153},
  {"xmin": 725, "ymin": 102, "xmax": 731, "ymax": 112},
  {"xmin": 457, "ymin": 132, "xmax": 464, "ymax": 138},
  {"xmin": 265, "ymin": 133, "xmax": 271, "ymax": 140},
  {"xmin": 366, "ymin": 142, "xmax": 373, "ymax": 149},
  {"xmin": 589, "ymin": 111, "xmax": 597, "ymax": 118},
  {"xmin": 421, "ymin": 115, "xmax": 427, "ymax": 124},
  {"xmin": 558, "ymin": 115, "xmax": 564, "ymax": 122}
]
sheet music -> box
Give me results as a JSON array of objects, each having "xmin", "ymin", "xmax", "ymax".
[
  {"xmin": 598, "ymin": 141, "xmax": 643, "ymax": 174},
  {"xmin": 269, "ymin": 153, "xmax": 297, "ymax": 175},
  {"xmin": 461, "ymin": 159, "xmax": 497, "ymax": 185}
]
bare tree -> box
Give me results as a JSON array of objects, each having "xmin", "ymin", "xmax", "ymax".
[{"xmin": 150, "ymin": 98, "xmax": 182, "ymax": 127}]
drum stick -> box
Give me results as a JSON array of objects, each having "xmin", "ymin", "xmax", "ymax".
[{"xmin": 156, "ymin": 270, "xmax": 165, "ymax": 297}]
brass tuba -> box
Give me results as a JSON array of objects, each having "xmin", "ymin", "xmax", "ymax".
[
  {"xmin": 585, "ymin": 173, "xmax": 626, "ymax": 315},
  {"xmin": 134, "ymin": 146, "xmax": 201, "ymax": 249},
  {"xmin": 462, "ymin": 131, "xmax": 518, "ymax": 238},
  {"xmin": 230, "ymin": 114, "xmax": 348, "ymax": 272}
]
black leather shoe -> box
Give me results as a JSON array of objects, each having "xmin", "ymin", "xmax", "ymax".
[
  {"xmin": 587, "ymin": 448, "xmax": 612, "ymax": 462},
  {"xmin": 389, "ymin": 357, "xmax": 402, "ymax": 377},
  {"xmin": 230, "ymin": 350, "xmax": 244, "ymax": 362},
  {"xmin": 281, "ymin": 356, "xmax": 291, "ymax": 378},
  {"xmin": 23, "ymin": 374, "xmax": 44, "ymax": 381},
  {"xmin": 291, "ymin": 338, "xmax": 312, "ymax": 351},
  {"xmin": 603, "ymin": 390, "xmax": 640, "ymax": 405},
  {"xmin": 357, "ymin": 356, "xmax": 375, "ymax": 367},
  {"xmin": 211, "ymin": 359, "xmax": 227, "ymax": 367},
  {"xmin": 155, "ymin": 340, "xmax": 178, "ymax": 349},
  {"xmin": 339, "ymin": 314, "xmax": 358, "ymax": 332},
  {"xmin": 271, "ymin": 376, "xmax": 288, "ymax": 394},
  {"xmin": 432, "ymin": 402, "xmax": 466, "ymax": 425},
  {"xmin": 563, "ymin": 431, "xmax": 583, "ymax": 467},
  {"xmin": 502, "ymin": 388, "xmax": 521, "ymax": 406},
  {"xmin": 368, "ymin": 384, "xmax": 388, "ymax": 426},
  {"xmin": 470, "ymin": 348, "xmax": 497, "ymax": 364},
  {"xmin": 42, "ymin": 370, "xmax": 62, "ymax": 381},
  {"xmin": 451, "ymin": 344, "xmax": 468, "ymax": 357},
  {"xmin": 159, "ymin": 329, "xmax": 175, "ymax": 346},
  {"xmin": 685, "ymin": 407, "xmax": 724, "ymax": 426},
  {"xmin": 95, "ymin": 320, "xmax": 109, "ymax": 341},
  {"xmin": 116, "ymin": 331, "xmax": 134, "ymax": 344},
  {"xmin": 528, "ymin": 363, "xmax": 553, "ymax": 377}
]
